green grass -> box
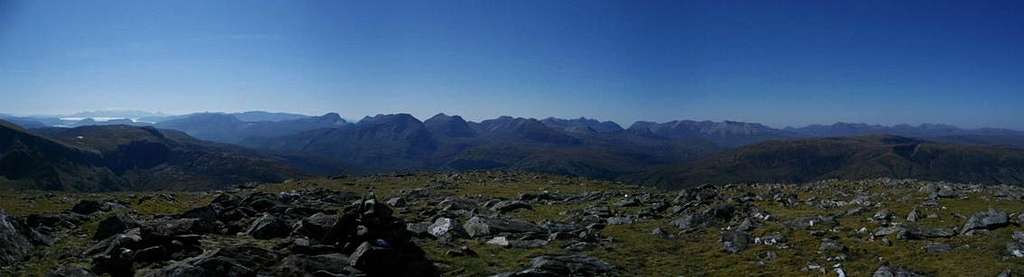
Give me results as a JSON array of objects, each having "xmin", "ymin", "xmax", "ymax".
[{"xmin": 4, "ymin": 173, "xmax": 1023, "ymax": 276}]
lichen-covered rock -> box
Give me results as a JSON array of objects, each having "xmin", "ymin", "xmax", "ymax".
[{"xmin": 428, "ymin": 217, "xmax": 465, "ymax": 238}]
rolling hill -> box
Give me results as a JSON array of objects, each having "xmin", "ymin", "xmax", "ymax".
[
  {"xmin": 637, "ymin": 135, "xmax": 1024, "ymax": 188},
  {"xmin": 1, "ymin": 120, "xmax": 303, "ymax": 191}
]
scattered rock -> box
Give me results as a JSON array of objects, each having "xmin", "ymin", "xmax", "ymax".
[
  {"xmin": 1008, "ymin": 241, "xmax": 1024, "ymax": 258},
  {"xmin": 872, "ymin": 265, "xmax": 923, "ymax": 277},
  {"xmin": 721, "ymin": 230, "xmax": 751, "ymax": 254},
  {"xmin": 386, "ymin": 197, "xmax": 406, "ymax": 207},
  {"xmin": 445, "ymin": 246, "xmax": 477, "ymax": 257},
  {"xmin": 670, "ymin": 214, "xmax": 704, "ymax": 230},
  {"xmin": 606, "ymin": 216, "xmax": 634, "ymax": 225},
  {"xmin": 961, "ymin": 209, "xmax": 1009, "ymax": 234},
  {"xmin": 906, "ymin": 208, "xmax": 919, "ymax": 222},
  {"xmin": 487, "ymin": 236, "xmax": 510, "ymax": 247},
  {"xmin": 926, "ymin": 243, "xmax": 953, "ymax": 254},
  {"xmin": 936, "ymin": 186, "xmax": 959, "ymax": 198},
  {"xmin": 819, "ymin": 238, "xmax": 846, "ymax": 253},
  {"xmin": 510, "ymin": 239, "xmax": 549, "ymax": 249},
  {"xmin": 463, "ymin": 216, "xmax": 544, "ymax": 238},
  {"xmin": 786, "ymin": 216, "xmax": 838, "ymax": 230},
  {"xmin": 755, "ymin": 233, "xmax": 787, "ymax": 247},
  {"xmin": 491, "ymin": 200, "xmax": 533, "ymax": 213},
  {"xmin": 45, "ymin": 264, "xmax": 97, "ymax": 277},
  {"xmin": 651, "ymin": 227, "xmax": 673, "ymax": 239},
  {"xmin": 275, "ymin": 253, "xmax": 361, "ymax": 276},
  {"xmin": 873, "ymin": 209, "xmax": 894, "ymax": 221},
  {"xmin": 148, "ymin": 245, "xmax": 280, "ymax": 277},
  {"xmin": 495, "ymin": 255, "xmax": 614, "ymax": 276},
  {"xmin": 901, "ymin": 226, "xmax": 956, "ymax": 240},
  {"xmin": 615, "ymin": 197, "xmax": 640, "ymax": 207},
  {"xmin": 71, "ymin": 200, "xmax": 104, "ymax": 215}
]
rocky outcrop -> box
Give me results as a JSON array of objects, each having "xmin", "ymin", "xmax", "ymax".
[{"xmin": 0, "ymin": 210, "xmax": 32, "ymax": 267}]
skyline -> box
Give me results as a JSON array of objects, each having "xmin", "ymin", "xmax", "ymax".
[
  {"xmin": 2, "ymin": 1, "xmax": 1023, "ymax": 129},
  {"xmin": 6, "ymin": 108, "xmax": 1024, "ymax": 131}
]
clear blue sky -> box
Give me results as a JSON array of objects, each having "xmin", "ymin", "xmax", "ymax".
[{"xmin": 1, "ymin": 0, "xmax": 1022, "ymax": 129}]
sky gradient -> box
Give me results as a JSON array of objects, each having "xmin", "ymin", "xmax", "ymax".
[{"xmin": 1, "ymin": 0, "xmax": 1023, "ymax": 129}]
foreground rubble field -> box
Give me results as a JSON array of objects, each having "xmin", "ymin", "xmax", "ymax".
[{"xmin": 2, "ymin": 171, "xmax": 1023, "ymax": 276}]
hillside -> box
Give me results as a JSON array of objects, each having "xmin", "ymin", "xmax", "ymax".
[
  {"xmin": 639, "ymin": 135, "xmax": 1024, "ymax": 188},
  {"xmin": 0, "ymin": 120, "xmax": 123, "ymax": 191},
  {"xmin": 1, "ymin": 121, "xmax": 302, "ymax": 191}
]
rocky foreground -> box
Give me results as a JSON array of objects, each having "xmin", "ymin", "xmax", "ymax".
[{"xmin": 1, "ymin": 171, "xmax": 1023, "ymax": 276}]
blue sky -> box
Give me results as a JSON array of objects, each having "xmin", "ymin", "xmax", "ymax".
[{"xmin": 1, "ymin": 0, "xmax": 1022, "ymax": 129}]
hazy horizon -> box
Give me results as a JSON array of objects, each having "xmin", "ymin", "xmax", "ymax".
[
  {"xmin": 5, "ymin": 108, "xmax": 1024, "ymax": 131},
  {"xmin": 3, "ymin": 1, "xmax": 1023, "ymax": 129}
]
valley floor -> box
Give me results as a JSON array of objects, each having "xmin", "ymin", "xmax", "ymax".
[{"xmin": 2, "ymin": 171, "xmax": 1023, "ymax": 276}]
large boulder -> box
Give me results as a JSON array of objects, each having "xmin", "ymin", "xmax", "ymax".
[
  {"xmin": 0, "ymin": 210, "xmax": 32, "ymax": 267},
  {"xmin": 463, "ymin": 216, "xmax": 545, "ymax": 238},
  {"xmin": 349, "ymin": 241, "xmax": 394, "ymax": 273},
  {"xmin": 900, "ymin": 226, "xmax": 956, "ymax": 240},
  {"xmin": 246, "ymin": 213, "xmax": 290, "ymax": 239},
  {"xmin": 961, "ymin": 209, "xmax": 1009, "ymax": 234},
  {"xmin": 94, "ymin": 213, "xmax": 141, "ymax": 240},
  {"xmin": 71, "ymin": 200, "xmax": 104, "ymax": 215},
  {"xmin": 291, "ymin": 212, "xmax": 339, "ymax": 242},
  {"xmin": 86, "ymin": 228, "xmax": 143, "ymax": 277},
  {"xmin": 428, "ymin": 217, "xmax": 465, "ymax": 238}
]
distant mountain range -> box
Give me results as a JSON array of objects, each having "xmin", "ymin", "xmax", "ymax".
[
  {"xmin": 3, "ymin": 111, "xmax": 1024, "ymax": 190},
  {"xmin": 152, "ymin": 112, "xmax": 348, "ymax": 144}
]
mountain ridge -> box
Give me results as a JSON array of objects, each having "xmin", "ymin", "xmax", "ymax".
[{"xmin": 1, "ymin": 120, "xmax": 304, "ymax": 191}]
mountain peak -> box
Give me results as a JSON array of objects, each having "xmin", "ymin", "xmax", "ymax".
[
  {"xmin": 318, "ymin": 112, "xmax": 344, "ymax": 122},
  {"xmin": 359, "ymin": 113, "xmax": 422, "ymax": 125},
  {"xmin": 425, "ymin": 113, "xmax": 475, "ymax": 137}
]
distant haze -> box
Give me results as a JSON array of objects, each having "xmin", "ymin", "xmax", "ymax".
[{"xmin": 1, "ymin": 1, "xmax": 1022, "ymax": 129}]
